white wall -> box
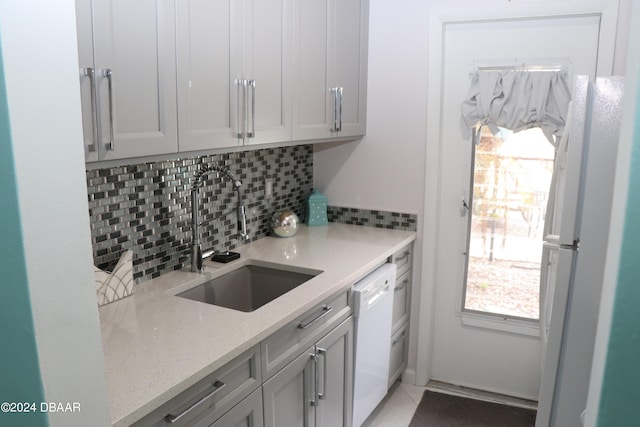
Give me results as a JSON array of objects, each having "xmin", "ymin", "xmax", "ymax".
[
  {"xmin": 0, "ymin": 2, "xmax": 111, "ymax": 426},
  {"xmin": 314, "ymin": 0, "xmax": 633, "ymax": 383},
  {"xmin": 314, "ymin": 0, "xmax": 431, "ymax": 381}
]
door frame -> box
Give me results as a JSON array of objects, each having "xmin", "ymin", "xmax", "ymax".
[{"xmin": 415, "ymin": 0, "xmax": 620, "ymax": 387}]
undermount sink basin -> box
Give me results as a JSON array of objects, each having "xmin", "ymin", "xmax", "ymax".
[{"xmin": 176, "ymin": 262, "xmax": 322, "ymax": 312}]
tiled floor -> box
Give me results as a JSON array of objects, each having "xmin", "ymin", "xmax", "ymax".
[{"xmin": 361, "ymin": 381, "xmax": 427, "ymax": 427}]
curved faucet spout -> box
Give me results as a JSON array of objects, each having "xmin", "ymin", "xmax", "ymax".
[{"xmin": 190, "ymin": 164, "xmax": 249, "ymax": 273}]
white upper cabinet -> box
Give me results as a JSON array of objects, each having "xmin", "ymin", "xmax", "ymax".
[
  {"xmin": 175, "ymin": 0, "xmax": 237, "ymax": 151},
  {"xmin": 293, "ymin": 0, "xmax": 368, "ymax": 141},
  {"xmin": 241, "ymin": 0, "xmax": 293, "ymax": 146},
  {"xmin": 77, "ymin": 0, "xmax": 367, "ymax": 163},
  {"xmin": 177, "ymin": 0, "xmax": 292, "ymax": 152},
  {"xmin": 77, "ymin": 0, "xmax": 178, "ymax": 162}
]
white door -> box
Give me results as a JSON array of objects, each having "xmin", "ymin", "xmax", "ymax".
[{"xmin": 428, "ymin": 12, "xmax": 605, "ymax": 399}]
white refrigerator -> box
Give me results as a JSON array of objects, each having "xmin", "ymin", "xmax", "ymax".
[{"xmin": 536, "ymin": 75, "xmax": 625, "ymax": 427}]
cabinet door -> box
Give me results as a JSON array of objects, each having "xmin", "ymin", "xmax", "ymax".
[
  {"xmin": 211, "ymin": 388, "xmax": 264, "ymax": 427},
  {"xmin": 315, "ymin": 317, "xmax": 353, "ymax": 427},
  {"xmin": 176, "ymin": 0, "xmax": 241, "ymax": 152},
  {"xmin": 91, "ymin": 0, "xmax": 178, "ymax": 160},
  {"xmin": 76, "ymin": 0, "xmax": 99, "ymax": 162},
  {"xmin": 292, "ymin": 0, "xmax": 331, "ymax": 141},
  {"xmin": 391, "ymin": 269, "xmax": 411, "ymax": 334},
  {"xmin": 388, "ymin": 323, "xmax": 408, "ymax": 388},
  {"xmin": 293, "ymin": 0, "xmax": 368, "ymax": 141},
  {"xmin": 241, "ymin": 0, "xmax": 292, "ymax": 146},
  {"xmin": 263, "ymin": 346, "xmax": 316, "ymax": 427},
  {"xmin": 328, "ymin": 0, "xmax": 367, "ymax": 138}
]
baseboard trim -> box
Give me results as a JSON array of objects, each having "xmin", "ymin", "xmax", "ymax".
[{"xmin": 401, "ymin": 368, "xmax": 417, "ymax": 385}]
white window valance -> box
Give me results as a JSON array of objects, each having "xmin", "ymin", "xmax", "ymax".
[{"xmin": 461, "ymin": 70, "xmax": 571, "ymax": 144}]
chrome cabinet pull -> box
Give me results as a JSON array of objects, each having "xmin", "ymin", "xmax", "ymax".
[
  {"xmin": 331, "ymin": 87, "xmax": 339, "ymax": 132},
  {"xmin": 317, "ymin": 347, "xmax": 327, "ymax": 400},
  {"xmin": 164, "ymin": 380, "xmax": 226, "ymax": 423},
  {"xmin": 102, "ymin": 68, "xmax": 115, "ymax": 151},
  {"xmin": 234, "ymin": 79, "xmax": 255, "ymax": 140},
  {"xmin": 309, "ymin": 353, "xmax": 317, "ymax": 408},
  {"xmin": 235, "ymin": 79, "xmax": 246, "ymax": 138},
  {"xmin": 394, "ymin": 278, "xmax": 410, "ymax": 292},
  {"xmin": 337, "ymin": 87, "xmax": 343, "ymax": 132},
  {"xmin": 298, "ymin": 305, "xmax": 333, "ymax": 330},
  {"xmin": 392, "ymin": 330, "xmax": 406, "ymax": 346},
  {"xmin": 330, "ymin": 87, "xmax": 343, "ymax": 132},
  {"xmin": 82, "ymin": 67, "xmax": 98, "ymax": 152},
  {"xmin": 247, "ymin": 79, "xmax": 255, "ymax": 138},
  {"xmin": 396, "ymin": 251, "xmax": 411, "ymax": 262}
]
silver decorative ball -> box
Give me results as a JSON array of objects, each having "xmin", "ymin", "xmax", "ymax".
[{"xmin": 271, "ymin": 209, "xmax": 299, "ymax": 238}]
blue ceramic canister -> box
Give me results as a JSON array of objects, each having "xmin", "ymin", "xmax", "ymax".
[{"xmin": 305, "ymin": 189, "xmax": 328, "ymax": 226}]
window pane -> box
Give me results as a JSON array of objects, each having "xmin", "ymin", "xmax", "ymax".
[{"xmin": 464, "ymin": 127, "xmax": 554, "ymax": 320}]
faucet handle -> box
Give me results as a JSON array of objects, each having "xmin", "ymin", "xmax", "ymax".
[{"xmin": 191, "ymin": 244, "xmax": 203, "ymax": 273}]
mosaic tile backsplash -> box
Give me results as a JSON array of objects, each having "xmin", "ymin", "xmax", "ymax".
[
  {"xmin": 87, "ymin": 145, "xmax": 313, "ymax": 283},
  {"xmin": 327, "ymin": 206, "xmax": 417, "ymax": 231}
]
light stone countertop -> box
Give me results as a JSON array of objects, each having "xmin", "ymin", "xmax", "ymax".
[{"xmin": 99, "ymin": 223, "xmax": 416, "ymax": 426}]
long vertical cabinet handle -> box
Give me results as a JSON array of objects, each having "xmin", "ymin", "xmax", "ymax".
[
  {"xmin": 317, "ymin": 348, "xmax": 327, "ymax": 400},
  {"xmin": 102, "ymin": 69, "xmax": 115, "ymax": 151},
  {"xmin": 309, "ymin": 352, "xmax": 318, "ymax": 408},
  {"xmin": 331, "ymin": 87, "xmax": 339, "ymax": 132},
  {"xmin": 235, "ymin": 79, "xmax": 245, "ymax": 139},
  {"xmin": 337, "ymin": 87, "xmax": 343, "ymax": 132},
  {"xmin": 247, "ymin": 79, "xmax": 255, "ymax": 138},
  {"xmin": 82, "ymin": 67, "xmax": 98, "ymax": 152}
]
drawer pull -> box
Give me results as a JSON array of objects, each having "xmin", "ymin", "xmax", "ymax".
[
  {"xmin": 396, "ymin": 251, "xmax": 411, "ymax": 262},
  {"xmin": 298, "ymin": 305, "xmax": 333, "ymax": 330},
  {"xmin": 164, "ymin": 380, "xmax": 226, "ymax": 423},
  {"xmin": 394, "ymin": 278, "xmax": 410, "ymax": 292},
  {"xmin": 392, "ymin": 331, "xmax": 406, "ymax": 346}
]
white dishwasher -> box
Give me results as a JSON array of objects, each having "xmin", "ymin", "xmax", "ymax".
[{"xmin": 352, "ymin": 263, "xmax": 396, "ymax": 427}]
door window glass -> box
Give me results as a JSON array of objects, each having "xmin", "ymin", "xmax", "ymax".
[{"xmin": 463, "ymin": 127, "xmax": 554, "ymax": 320}]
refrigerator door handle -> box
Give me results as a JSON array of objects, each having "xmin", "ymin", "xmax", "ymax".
[{"xmin": 539, "ymin": 245, "xmax": 554, "ymax": 351}]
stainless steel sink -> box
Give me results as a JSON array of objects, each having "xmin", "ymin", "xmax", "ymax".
[{"xmin": 176, "ymin": 263, "xmax": 322, "ymax": 312}]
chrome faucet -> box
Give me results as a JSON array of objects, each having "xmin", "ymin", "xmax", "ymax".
[{"xmin": 190, "ymin": 164, "xmax": 249, "ymax": 272}]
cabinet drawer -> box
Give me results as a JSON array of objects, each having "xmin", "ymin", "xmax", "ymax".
[
  {"xmin": 391, "ymin": 245, "xmax": 413, "ymax": 276},
  {"xmin": 388, "ymin": 323, "xmax": 408, "ymax": 388},
  {"xmin": 132, "ymin": 345, "xmax": 261, "ymax": 427},
  {"xmin": 391, "ymin": 269, "xmax": 411, "ymax": 334},
  {"xmin": 261, "ymin": 290, "xmax": 351, "ymax": 380}
]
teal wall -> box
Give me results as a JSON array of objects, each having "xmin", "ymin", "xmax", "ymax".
[
  {"xmin": 0, "ymin": 43, "xmax": 48, "ymax": 426},
  {"xmin": 596, "ymin": 77, "xmax": 640, "ymax": 425}
]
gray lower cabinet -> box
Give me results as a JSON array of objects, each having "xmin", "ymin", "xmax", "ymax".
[
  {"xmin": 133, "ymin": 290, "xmax": 353, "ymax": 427},
  {"xmin": 388, "ymin": 244, "xmax": 413, "ymax": 387},
  {"xmin": 388, "ymin": 323, "xmax": 409, "ymax": 389},
  {"xmin": 131, "ymin": 345, "xmax": 261, "ymax": 427},
  {"xmin": 263, "ymin": 317, "xmax": 354, "ymax": 427}
]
